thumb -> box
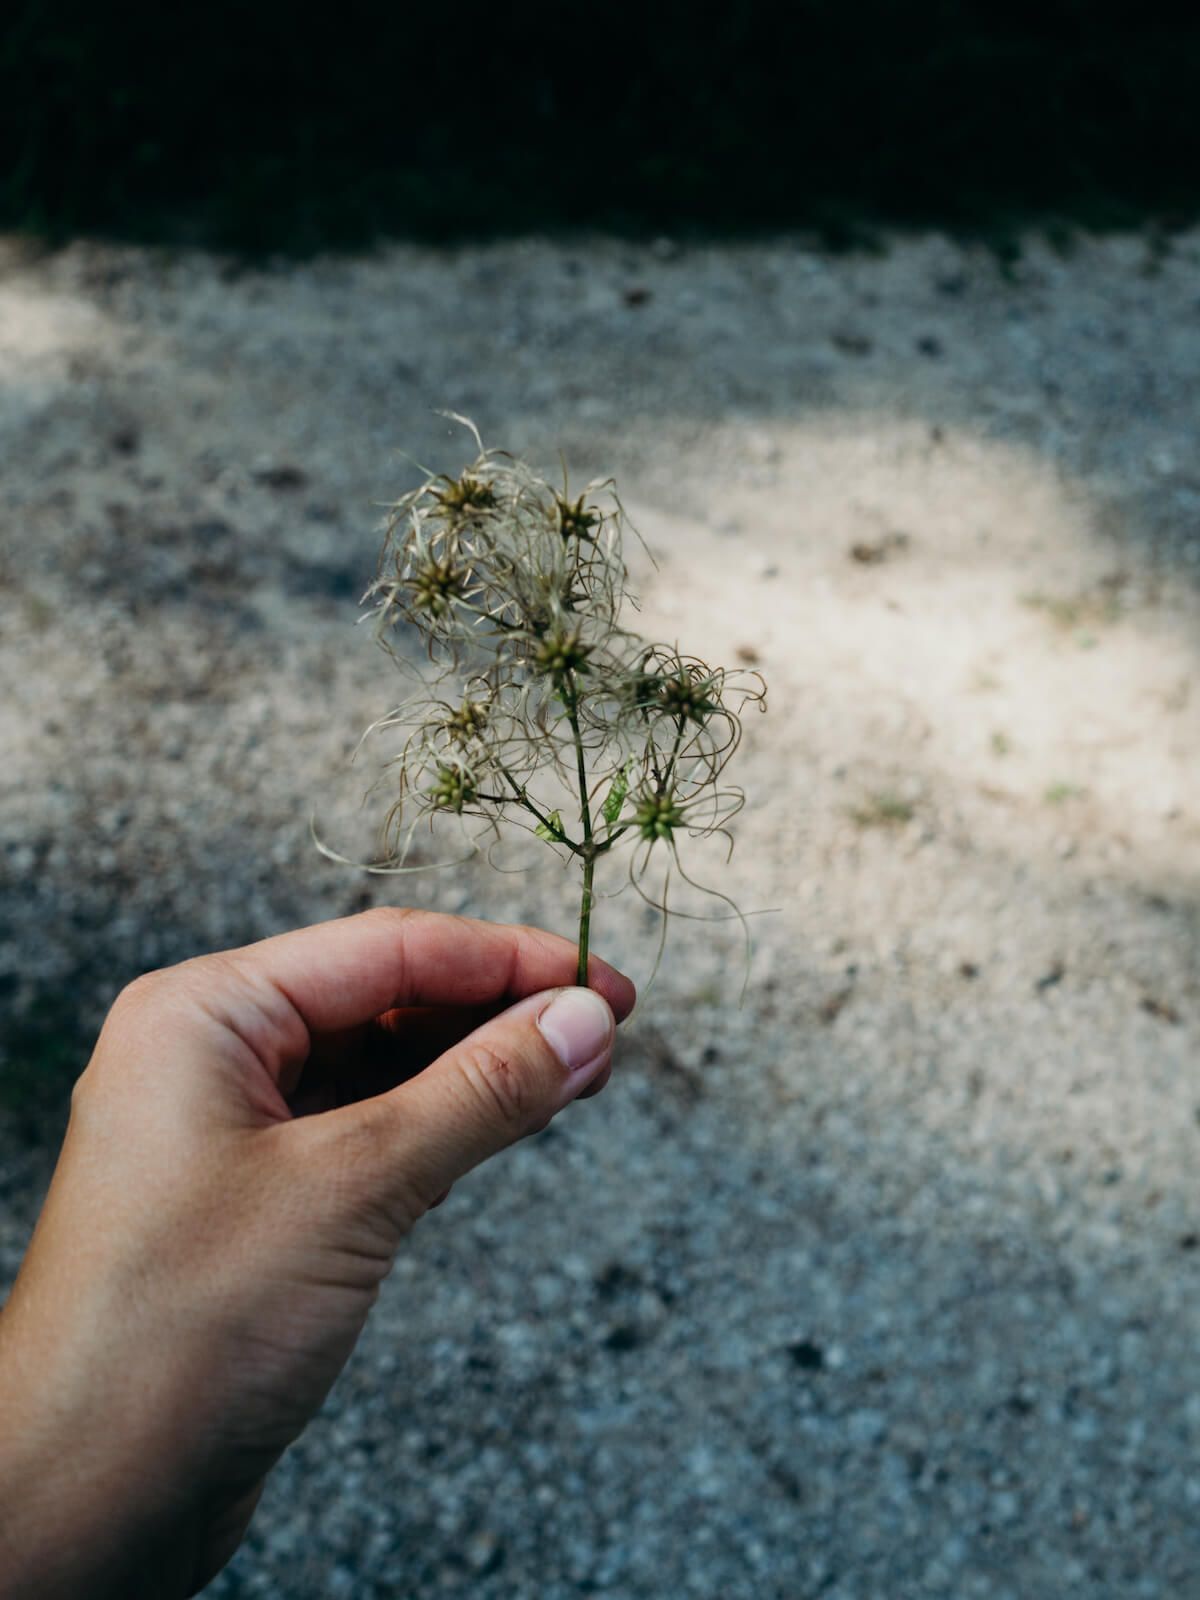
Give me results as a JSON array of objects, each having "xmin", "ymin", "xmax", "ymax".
[{"xmin": 344, "ymin": 986, "xmax": 616, "ymax": 1220}]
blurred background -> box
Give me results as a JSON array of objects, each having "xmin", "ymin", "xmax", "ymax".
[
  {"xmin": 6, "ymin": 3, "xmax": 1200, "ymax": 251},
  {"xmin": 2, "ymin": 5, "xmax": 1199, "ymax": 1597}
]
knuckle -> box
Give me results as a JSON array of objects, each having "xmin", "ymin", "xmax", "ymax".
[
  {"xmin": 357, "ymin": 905, "xmax": 419, "ymax": 935},
  {"xmin": 112, "ymin": 967, "xmax": 167, "ymax": 1014},
  {"xmin": 67, "ymin": 1063, "xmax": 96, "ymax": 1118},
  {"xmin": 86, "ymin": 970, "xmax": 171, "ymax": 1092},
  {"xmin": 457, "ymin": 1042, "xmax": 529, "ymax": 1131},
  {"xmin": 113, "ymin": 953, "xmax": 231, "ymax": 1018}
]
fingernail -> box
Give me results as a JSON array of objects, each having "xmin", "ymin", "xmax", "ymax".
[{"xmin": 537, "ymin": 988, "xmax": 614, "ymax": 1078}]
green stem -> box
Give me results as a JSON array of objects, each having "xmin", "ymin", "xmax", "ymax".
[
  {"xmin": 497, "ymin": 766, "xmax": 581, "ymax": 851},
  {"xmin": 663, "ymin": 721, "xmax": 687, "ymax": 788},
  {"xmin": 564, "ymin": 672, "xmax": 596, "ymax": 987},
  {"xmin": 577, "ymin": 850, "xmax": 595, "ymax": 988}
]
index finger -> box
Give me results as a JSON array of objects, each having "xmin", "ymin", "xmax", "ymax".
[{"xmin": 230, "ymin": 907, "xmax": 637, "ymax": 1038}]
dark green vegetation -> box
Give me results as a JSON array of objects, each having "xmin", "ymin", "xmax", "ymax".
[
  {"xmin": 5, "ymin": 3, "xmax": 1200, "ymax": 252},
  {"xmin": 0, "ymin": 997, "xmax": 81, "ymax": 1141}
]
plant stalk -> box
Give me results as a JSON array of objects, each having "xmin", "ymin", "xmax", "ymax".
[
  {"xmin": 564, "ymin": 671, "xmax": 595, "ymax": 987},
  {"xmin": 576, "ymin": 850, "xmax": 595, "ymax": 988}
]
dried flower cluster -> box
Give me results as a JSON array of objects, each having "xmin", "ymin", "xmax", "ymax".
[{"xmin": 343, "ymin": 420, "xmax": 765, "ymax": 985}]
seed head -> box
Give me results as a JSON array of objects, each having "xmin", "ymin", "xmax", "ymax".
[
  {"xmin": 341, "ymin": 423, "xmax": 766, "ymax": 988},
  {"xmin": 409, "ymin": 556, "xmax": 464, "ymax": 617},
  {"xmin": 443, "ymin": 697, "xmax": 489, "ymax": 743},
  {"xmin": 428, "ymin": 764, "xmax": 477, "ymax": 813},
  {"xmin": 657, "ymin": 671, "xmax": 719, "ymax": 725},
  {"xmin": 556, "ymin": 492, "xmax": 600, "ymax": 543},
  {"xmin": 533, "ymin": 627, "xmax": 592, "ymax": 681},
  {"xmin": 431, "ymin": 471, "xmax": 496, "ymax": 522},
  {"xmin": 634, "ymin": 786, "xmax": 687, "ymax": 840}
]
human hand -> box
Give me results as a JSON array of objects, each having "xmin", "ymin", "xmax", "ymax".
[{"xmin": 0, "ymin": 909, "xmax": 635, "ymax": 1599}]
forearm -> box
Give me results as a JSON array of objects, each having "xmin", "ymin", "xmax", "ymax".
[{"xmin": 0, "ymin": 1298, "xmax": 195, "ymax": 1600}]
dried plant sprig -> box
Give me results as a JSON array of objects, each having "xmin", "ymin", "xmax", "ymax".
[{"xmin": 343, "ymin": 420, "xmax": 766, "ymax": 986}]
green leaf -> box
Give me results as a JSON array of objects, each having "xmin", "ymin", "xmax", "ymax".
[
  {"xmin": 535, "ymin": 809, "xmax": 565, "ymax": 842},
  {"xmin": 602, "ymin": 764, "xmax": 630, "ymax": 826}
]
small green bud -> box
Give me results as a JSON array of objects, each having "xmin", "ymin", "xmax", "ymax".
[
  {"xmin": 408, "ymin": 557, "xmax": 464, "ymax": 617},
  {"xmin": 432, "ymin": 472, "xmax": 496, "ymax": 521},
  {"xmin": 633, "ymin": 787, "xmax": 686, "ymax": 840},
  {"xmin": 555, "ymin": 492, "xmax": 600, "ymax": 542},
  {"xmin": 427, "ymin": 765, "xmax": 477, "ymax": 813},
  {"xmin": 443, "ymin": 697, "xmax": 489, "ymax": 742},
  {"xmin": 658, "ymin": 672, "xmax": 719, "ymax": 724},
  {"xmin": 533, "ymin": 627, "xmax": 592, "ymax": 679}
]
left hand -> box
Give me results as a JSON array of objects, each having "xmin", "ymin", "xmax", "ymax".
[{"xmin": 0, "ymin": 908, "xmax": 636, "ymax": 1599}]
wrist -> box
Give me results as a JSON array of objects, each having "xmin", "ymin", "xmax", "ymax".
[{"xmin": 0, "ymin": 1296, "xmax": 194, "ymax": 1600}]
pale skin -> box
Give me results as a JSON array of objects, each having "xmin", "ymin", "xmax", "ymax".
[{"xmin": 0, "ymin": 908, "xmax": 636, "ymax": 1599}]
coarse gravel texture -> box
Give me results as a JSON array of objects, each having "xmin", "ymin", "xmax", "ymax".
[{"xmin": 1, "ymin": 230, "xmax": 1199, "ymax": 1598}]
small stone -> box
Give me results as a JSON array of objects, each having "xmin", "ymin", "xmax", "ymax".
[
  {"xmin": 328, "ymin": 1562, "xmax": 358, "ymax": 1596},
  {"xmin": 832, "ymin": 329, "xmax": 873, "ymax": 357},
  {"xmin": 788, "ymin": 1338, "xmax": 825, "ymax": 1371},
  {"xmin": 992, "ymin": 1489, "xmax": 1020, "ymax": 1523},
  {"xmin": 604, "ymin": 1322, "xmax": 642, "ymax": 1353},
  {"xmin": 253, "ymin": 461, "xmax": 308, "ymax": 491},
  {"xmin": 746, "ymin": 431, "xmax": 781, "ymax": 464},
  {"xmin": 464, "ymin": 1529, "xmax": 505, "ymax": 1575},
  {"xmin": 846, "ymin": 1408, "xmax": 888, "ymax": 1446}
]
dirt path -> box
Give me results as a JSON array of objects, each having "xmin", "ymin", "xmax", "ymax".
[{"xmin": 2, "ymin": 232, "xmax": 1198, "ymax": 1597}]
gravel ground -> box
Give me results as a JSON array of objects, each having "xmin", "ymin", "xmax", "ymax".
[{"xmin": 1, "ymin": 230, "xmax": 1198, "ymax": 1598}]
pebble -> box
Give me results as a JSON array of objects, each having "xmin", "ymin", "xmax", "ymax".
[{"xmin": 846, "ymin": 1408, "xmax": 889, "ymax": 1446}]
